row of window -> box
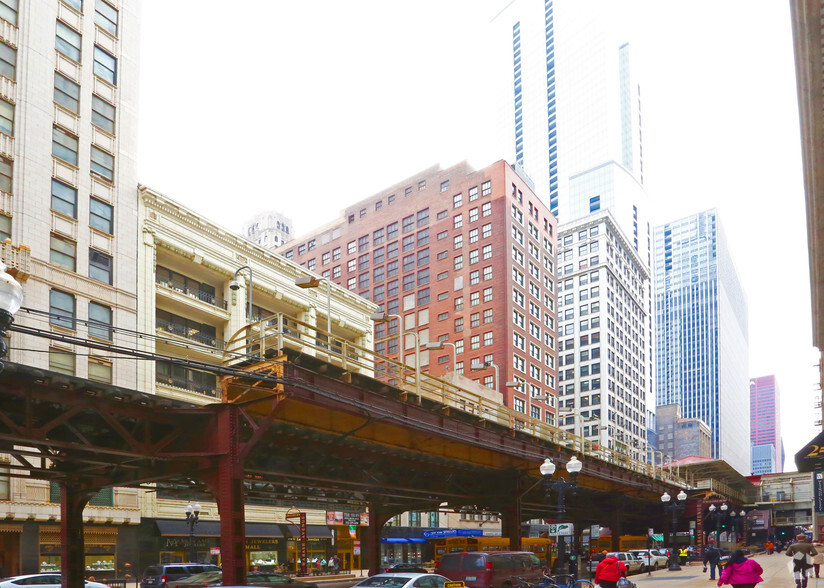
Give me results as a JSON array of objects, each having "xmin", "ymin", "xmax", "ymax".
[{"xmin": 49, "ymin": 235, "xmax": 113, "ymax": 284}]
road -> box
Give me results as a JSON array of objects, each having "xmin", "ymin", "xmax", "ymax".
[{"xmin": 628, "ymin": 552, "xmax": 808, "ymax": 587}]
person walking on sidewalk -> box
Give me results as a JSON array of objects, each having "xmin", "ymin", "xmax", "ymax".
[
  {"xmin": 786, "ymin": 533, "xmax": 818, "ymax": 588},
  {"xmin": 717, "ymin": 550, "xmax": 763, "ymax": 588},
  {"xmin": 704, "ymin": 542, "xmax": 723, "ymax": 580},
  {"xmin": 812, "ymin": 543, "xmax": 824, "ymax": 577},
  {"xmin": 593, "ymin": 553, "xmax": 627, "ymax": 588}
]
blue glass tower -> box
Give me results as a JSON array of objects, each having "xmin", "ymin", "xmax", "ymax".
[{"xmin": 654, "ymin": 209, "xmax": 750, "ymax": 474}]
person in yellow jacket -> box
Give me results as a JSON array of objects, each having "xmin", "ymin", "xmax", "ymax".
[{"xmin": 679, "ymin": 547, "xmax": 689, "ymax": 566}]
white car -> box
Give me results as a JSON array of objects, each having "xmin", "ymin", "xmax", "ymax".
[
  {"xmin": 0, "ymin": 575, "xmax": 109, "ymax": 588},
  {"xmin": 628, "ymin": 549, "xmax": 669, "ymax": 571},
  {"xmin": 353, "ymin": 573, "xmax": 451, "ymax": 588}
]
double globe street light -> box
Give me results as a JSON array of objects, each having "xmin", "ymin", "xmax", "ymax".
[
  {"xmin": 660, "ymin": 490, "xmax": 688, "ymax": 571},
  {"xmin": 0, "ymin": 261, "xmax": 23, "ymax": 371},
  {"xmin": 184, "ymin": 502, "xmax": 202, "ymax": 563},
  {"xmin": 540, "ymin": 456, "xmax": 583, "ymax": 573}
]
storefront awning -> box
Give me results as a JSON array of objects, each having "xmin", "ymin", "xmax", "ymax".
[
  {"xmin": 651, "ymin": 534, "xmax": 664, "ymax": 542},
  {"xmin": 154, "ymin": 519, "xmax": 286, "ymax": 538}
]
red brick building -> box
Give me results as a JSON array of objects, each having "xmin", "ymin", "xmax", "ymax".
[{"xmin": 278, "ymin": 160, "xmax": 560, "ymax": 423}]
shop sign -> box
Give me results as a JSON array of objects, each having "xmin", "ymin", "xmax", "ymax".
[
  {"xmin": 247, "ymin": 540, "xmax": 283, "ymax": 549},
  {"xmin": 326, "ymin": 511, "xmax": 366, "ymax": 526},
  {"xmin": 353, "ymin": 540, "xmax": 361, "ymax": 556},
  {"xmin": 210, "ymin": 548, "xmax": 220, "ymax": 555},
  {"xmin": 163, "ymin": 537, "xmax": 212, "ymax": 549},
  {"xmin": 815, "ymin": 472, "xmax": 824, "ymax": 513},
  {"xmin": 422, "ymin": 529, "xmax": 483, "ymax": 539}
]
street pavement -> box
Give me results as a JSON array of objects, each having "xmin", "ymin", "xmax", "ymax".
[{"xmin": 628, "ymin": 552, "xmax": 808, "ymax": 587}]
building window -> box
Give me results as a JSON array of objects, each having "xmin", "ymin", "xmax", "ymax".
[
  {"xmin": 50, "ymin": 235, "xmax": 76, "ymax": 271},
  {"xmin": 482, "ymin": 223, "xmax": 492, "ymax": 238},
  {"xmin": 453, "ymin": 193, "xmax": 463, "ymax": 208},
  {"xmin": 49, "ymin": 348, "xmax": 75, "ymax": 375},
  {"xmin": 90, "ymin": 146, "xmax": 114, "ymax": 181},
  {"xmin": 91, "ymin": 95, "xmax": 116, "ymax": 134},
  {"xmin": 88, "ymin": 301, "xmax": 112, "ymax": 340},
  {"xmin": 89, "ymin": 249, "xmax": 113, "ymax": 284},
  {"xmin": 469, "ymin": 208, "xmax": 479, "ymax": 223},
  {"xmin": 88, "ymin": 358, "xmax": 112, "ymax": 383},
  {"xmin": 0, "ymin": 0, "xmax": 18, "ymax": 26},
  {"xmin": 49, "ymin": 289, "xmax": 76, "ymax": 330},
  {"xmin": 481, "ymin": 181, "xmax": 492, "ymax": 196},
  {"xmin": 0, "ymin": 155, "xmax": 10, "ymax": 195},
  {"xmin": 54, "ymin": 72, "xmax": 80, "ymax": 114},
  {"xmin": 483, "ymin": 332, "xmax": 493, "ymax": 346},
  {"xmin": 89, "ymin": 197, "xmax": 113, "ymax": 234},
  {"xmin": 53, "ymin": 126, "xmax": 79, "ymax": 166},
  {"xmin": 453, "ymin": 214, "xmax": 463, "ymax": 229},
  {"xmin": 482, "ymin": 244, "xmax": 492, "ymax": 259},
  {"xmin": 417, "ymin": 208, "xmax": 429, "ymax": 226},
  {"xmin": 63, "ymin": 0, "xmax": 82, "ymax": 12},
  {"xmin": 56, "ymin": 21, "xmax": 82, "ymax": 62},
  {"xmin": 0, "ymin": 214, "xmax": 8, "ymax": 241},
  {"xmin": 0, "ymin": 45, "xmax": 11, "ymax": 86},
  {"xmin": 440, "ymin": 180, "xmax": 449, "ymax": 193},
  {"xmin": 95, "ymin": 0, "xmax": 118, "ymax": 35},
  {"xmin": 469, "ymin": 186, "xmax": 479, "ymax": 201},
  {"xmin": 93, "ymin": 46, "xmax": 117, "ymax": 85}
]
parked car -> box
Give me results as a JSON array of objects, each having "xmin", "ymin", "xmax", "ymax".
[
  {"xmin": 141, "ymin": 564, "xmax": 222, "ymax": 588},
  {"xmin": 384, "ymin": 565, "xmax": 428, "ymax": 574},
  {"xmin": 171, "ymin": 571, "xmax": 319, "ymax": 588},
  {"xmin": 588, "ymin": 552, "xmax": 644, "ymax": 575},
  {"xmin": 628, "ymin": 549, "xmax": 669, "ymax": 571},
  {"xmin": 353, "ymin": 573, "xmax": 450, "ymax": 588},
  {"xmin": 0, "ymin": 575, "xmax": 109, "ymax": 588},
  {"xmin": 436, "ymin": 551, "xmax": 543, "ymax": 588}
]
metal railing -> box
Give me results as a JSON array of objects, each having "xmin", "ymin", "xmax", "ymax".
[
  {"xmin": 156, "ymin": 318, "xmax": 225, "ymax": 350},
  {"xmin": 223, "ymin": 313, "xmax": 690, "ymax": 488},
  {"xmin": 155, "ymin": 374, "xmax": 220, "ymax": 398},
  {"xmin": 156, "ymin": 276, "xmax": 228, "ymax": 310}
]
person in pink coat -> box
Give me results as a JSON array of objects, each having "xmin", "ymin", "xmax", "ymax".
[{"xmin": 717, "ymin": 550, "xmax": 764, "ymax": 588}]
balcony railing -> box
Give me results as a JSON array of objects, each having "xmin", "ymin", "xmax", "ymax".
[
  {"xmin": 224, "ymin": 312, "xmax": 692, "ymax": 489},
  {"xmin": 0, "ymin": 241, "xmax": 30, "ymax": 278},
  {"xmin": 155, "ymin": 374, "xmax": 219, "ymax": 398},
  {"xmin": 156, "ymin": 276, "xmax": 228, "ymax": 310},
  {"xmin": 155, "ymin": 318, "xmax": 224, "ymax": 350}
]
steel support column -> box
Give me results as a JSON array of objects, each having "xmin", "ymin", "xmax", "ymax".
[
  {"xmin": 610, "ymin": 509, "xmax": 623, "ymax": 552},
  {"xmin": 60, "ymin": 484, "xmax": 95, "ymax": 588},
  {"xmin": 500, "ymin": 498, "xmax": 523, "ymax": 552},
  {"xmin": 204, "ymin": 406, "xmax": 247, "ymax": 586},
  {"xmin": 365, "ymin": 502, "xmax": 393, "ymax": 576}
]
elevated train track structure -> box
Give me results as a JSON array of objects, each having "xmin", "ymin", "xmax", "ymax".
[{"xmin": 1, "ymin": 313, "xmax": 690, "ymax": 587}]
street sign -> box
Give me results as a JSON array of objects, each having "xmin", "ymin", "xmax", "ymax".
[
  {"xmin": 444, "ymin": 583, "xmax": 465, "ymax": 588},
  {"xmin": 353, "ymin": 540, "xmax": 361, "ymax": 556},
  {"xmin": 549, "ymin": 523, "xmax": 574, "ymax": 536},
  {"xmin": 648, "ymin": 528, "xmax": 654, "ymax": 537},
  {"xmin": 590, "ymin": 525, "xmax": 600, "ymax": 539}
]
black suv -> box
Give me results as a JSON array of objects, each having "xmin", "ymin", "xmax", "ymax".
[{"xmin": 140, "ymin": 564, "xmax": 221, "ymax": 588}]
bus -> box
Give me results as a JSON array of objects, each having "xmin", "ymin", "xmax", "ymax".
[
  {"xmin": 433, "ymin": 537, "xmax": 552, "ymax": 562},
  {"xmin": 590, "ymin": 535, "xmax": 649, "ymax": 554}
]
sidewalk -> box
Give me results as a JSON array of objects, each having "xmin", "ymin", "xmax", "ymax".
[{"xmin": 630, "ymin": 552, "xmax": 794, "ymax": 587}]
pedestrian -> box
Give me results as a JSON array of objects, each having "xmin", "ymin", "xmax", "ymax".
[
  {"xmin": 765, "ymin": 541, "xmax": 774, "ymax": 555},
  {"xmin": 679, "ymin": 546, "xmax": 689, "ymax": 566},
  {"xmin": 787, "ymin": 533, "xmax": 818, "ymax": 588},
  {"xmin": 717, "ymin": 550, "xmax": 763, "ymax": 588},
  {"xmin": 593, "ymin": 552, "xmax": 627, "ymax": 588},
  {"xmin": 813, "ymin": 543, "xmax": 824, "ymax": 578},
  {"xmin": 703, "ymin": 541, "xmax": 723, "ymax": 581},
  {"xmin": 333, "ymin": 554, "xmax": 341, "ymax": 574}
]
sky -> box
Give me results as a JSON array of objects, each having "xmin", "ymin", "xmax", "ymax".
[{"xmin": 137, "ymin": 1, "xmax": 817, "ymax": 469}]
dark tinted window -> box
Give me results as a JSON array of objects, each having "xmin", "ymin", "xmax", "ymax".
[
  {"xmin": 143, "ymin": 566, "xmax": 162, "ymax": 576},
  {"xmin": 490, "ymin": 554, "xmax": 513, "ymax": 569},
  {"xmin": 165, "ymin": 567, "xmax": 187, "ymax": 575},
  {"xmin": 437, "ymin": 555, "xmax": 466, "ymax": 571}
]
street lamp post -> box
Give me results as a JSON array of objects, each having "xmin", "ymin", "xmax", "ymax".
[
  {"xmin": 425, "ymin": 341, "xmax": 455, "ymax": 371},
  {"xmin": 707, "ymin": 504, "xmax": 728, "ymax": 546},
  {"xmin": 230, "ymin": 266, "xmax": 254, "ymax": 323},
  {"xmin": 184, "ymin": 501, "xmax": 201, "ymax": 563},
  {"xmin": 295, "ymin": 276, "xmax": 332, "ymax": 336},
  {"xmin": 540, "ymin": 457, "xmax": 583, "ymax": 573},
  {"xmin": 0, "ymin": 262, "xmax": 23, "ymax": 372},
  {"xmin": 371, "ymin": 312, "xmax": 421, "ymax": 396},
  {"xmin": 661, "ymin": 490, "xmax": 688, "ymax": 571},
  {"xmin": 470, "ymin": 360, "xmax": 499, "ymax": 393}
]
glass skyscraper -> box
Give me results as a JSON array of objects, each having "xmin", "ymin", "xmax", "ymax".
[
  {"xmin": 654, "ymin": 209, "xmax": 750, "ymax": 474},
  {"xmin": 750, "ymin": 375, "xmax": 783, "ymax": 474}
]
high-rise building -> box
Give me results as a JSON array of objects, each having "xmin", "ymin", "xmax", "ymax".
[
  {"xmin": 242, "ymin": 210, "xmax": 294, "ymax": 250},
  {"xmin": 0, "ymin": 0, "xmax": 142, "ymax": 574},
  {"xmin": 278, "ymin": 160, "xmax": 560, "ymax": 421},
  {"xmin": 750, "ymin": 375, "xmax": 783, "ymax": 474},
  {"xmin": 2, "ymin": 0, "xmax": 140, "ymax": 386},
  {"xmin": 557, "ymin": 210, "xmax": 650, "ymax": 456},
  {"xmin": 492, "ymin": 0, "xmax": 653, "ymax": 269},
  {"xmin": 654, "ymin": 209, "xmax": 750, "ymax": 474}
]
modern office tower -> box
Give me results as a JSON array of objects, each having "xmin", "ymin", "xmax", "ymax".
[
  {"xmin": 0, "ymin": 0, "xmax": 140, "ymax": 386},
  {"xmin": 0, "ymin": 0, "xmax": 142, "ymax": 575},
  {"xmin": 492, "ymin": 0, "xmax": 653, "ymax": 267},
  {"xmin": 557, "ymin": 210, "xmax": 650, "ymax": 457},
  {"xmin": 655, "ymin": 404, "xmax": 712, "ymax": 461},
  {"xmin": 278, "ymin": 160, "xmax": 560, "ymax": 421},
  {"xmin": 242, "ymin": 210, "xmax": 294, "ymax": 250},
  {"xmin": 654, "ymin": 209, "xmax": 750, "ymax": 475},
  {"xmin": 750, "ymin": 375, "xmax": 784, "ymax": 474}
]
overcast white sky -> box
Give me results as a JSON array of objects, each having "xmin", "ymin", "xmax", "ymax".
[{"xmin": 138, "ymin": 1, "xmax": 816, "ymax": 468}]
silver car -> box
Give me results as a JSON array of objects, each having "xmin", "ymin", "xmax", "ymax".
[
  {"xmin": 628, "ymin": 549, "xmax": 669, "ymax": 571},
  {"xmin": 0, "ymin": 575, "xmax": 109, "ymax": 588},
  {"xmin": 590, "ymin": 552, "xmax": 644, "ymax": 575}
]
